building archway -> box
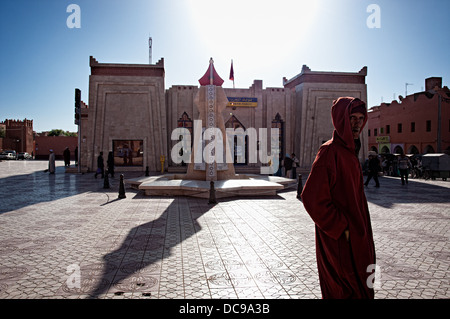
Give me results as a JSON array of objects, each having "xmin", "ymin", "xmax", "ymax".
[
  {"xmin": 370, "ymin": 146, "xmax": 378, "ymax": 153},
  {"xmin": 271, "ymin": 113, "xmax": 285, "ymax": 165},
  {"xmin": 424, "ymin": 145, "xmax": 435, "ymax": 154},
  {"xmin": 176, "ymin": 112, "xmax": 193, "ymax": 166},
  {"xmin": 380, "ymin": 145, "xmax": 390, "ymax": 154},
  {"xmin": 408, "ymin": 145, "xmax": 420, "ymax": 155},
  {"xmin": 393, "ymin": 145, "xmax": 404, "ymax": 155},
  {"xmin": 225, "ymin": 115, "xmax": 248, "ymax": 165}
]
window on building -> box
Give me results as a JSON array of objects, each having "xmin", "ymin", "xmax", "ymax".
[
  {"xmin": 380, "ymin": 127, "xmax": 384, "ymax": 134},
  {"xmin": 426, "ymin": 120, "xmax": 431, "ymax": 132},
  {"xmin": 411, "ymin": 122, "xmax": 415, "ymax": 133},
  {"xmin": 368, "ymin": 129, "xmax": 371, "ymax": 137},
  {"xmin": 113, "ymin": 140, "xmax": 143, "ymax": 167},
  {"xmin": 374, "ymin": 128, "xmax": 378, "ymax": 136},
  {"xmin": 398, "ymin": 123, "xmax": 402, "ymax": 133},
  {"xmin": 386, "ymin": 125, "xmax": 390, "ymax": 134},
  {"xmin": 177, "ymin": 112, "xmax": 193, "ymax": 143}
]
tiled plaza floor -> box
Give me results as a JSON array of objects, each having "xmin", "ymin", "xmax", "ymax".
[{"xmin": 0, "ymin": 160, "xmax": 448, "ymax": 299}]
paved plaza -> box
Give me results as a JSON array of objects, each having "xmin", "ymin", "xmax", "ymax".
[{"xmin": 0, "ymin": 160, "xmax": 449, "ymax": 300}]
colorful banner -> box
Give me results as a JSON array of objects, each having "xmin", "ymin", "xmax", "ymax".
[
  {"xmin": 376, "ymin": 136, "xmax": 390, "ymax": 143},
  {"xmin": 227, "ymin": 97, "xmax": 257, "ymax": 108}
]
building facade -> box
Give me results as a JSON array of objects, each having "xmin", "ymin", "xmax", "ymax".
[
  {"xmin": 284, "ymin": 65, "xmax": 369, "ymax": 166},
  {"xmin": 0, "ymin": 119, "xmax": 34, "ymax": 155},
  {"xmin": 34, "ymin": 135, "xmax": 78, "ymax": 160},
  {"xmin": 368, "ymin": 77, "xmax": 450, "ymax": 155},
  {"xmin": 81, "ymin": 56, "xmax": 167, "ymax": 172},
  {"xmin": 80, "ymin": 57, "xmax": 368, "ymax": 172}
]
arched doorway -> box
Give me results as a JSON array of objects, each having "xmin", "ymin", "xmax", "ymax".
[
  {"xmin": 393, "ymin": 145, "xmax": 404, "ymax": 154},
  {"xmin": 176, "ymin": 112, "xmax": 193, "ymax": 166},
  {"xmin": 271, "ymin": 113, "xmax": 285, "ymax": 166},
  {"xmin": 408, "ymin": 145, "xmax": 419, "ymax": 155},
  {"xmin": 424, "ymin": 145, "xmax": 435, "ymax": 154},
  {"xmin": 225, "ymin": 115, "xmax": 248, "ymax": 165},
  {"xmin": 380, "ymin": 145, "xmax": 390, "ymax": 154}
]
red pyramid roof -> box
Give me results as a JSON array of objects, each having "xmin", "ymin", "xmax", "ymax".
[{"xmin": 198, "ymin": 58, "xmax": 224, "ymax": 86}]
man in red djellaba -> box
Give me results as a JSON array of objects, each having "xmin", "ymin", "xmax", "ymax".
[{"xmin": 301, "ymin": 97, "xmax": 376, "ymax": 299}]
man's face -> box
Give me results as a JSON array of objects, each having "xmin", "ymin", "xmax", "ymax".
[{"xmin": 350, "ymin": 112, "xmax": 365, "ymax": 139}]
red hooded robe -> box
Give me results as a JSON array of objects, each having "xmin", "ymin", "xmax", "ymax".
[{"xmin": 301, "ymin": 97, "xmax": 376, "ymax": 299}]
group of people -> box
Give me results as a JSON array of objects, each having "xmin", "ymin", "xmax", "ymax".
[
  {"xmin": 364, "ymin": 151, "xmax": 413, "ymax": 188},
  {"xmin": 276, "ymin": 153, "xmax": 300, "ymax": 179},
  {"xmin": 94, "ymin": 151, "xmax": 115, "ymax": 179},
  {"xmin": 47, "ymin": 146, "xmax": 78, "ymax": 174},
  {"xmin": 48, "ymin": 147, "xmax": 118, "ymax": 179}
]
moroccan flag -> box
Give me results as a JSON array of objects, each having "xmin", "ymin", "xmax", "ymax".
[{"xmin": 229, "ymin": 60, "xmax": 234, "ymax": 81}]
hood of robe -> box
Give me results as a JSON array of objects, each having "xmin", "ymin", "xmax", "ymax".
[{"xmin": 331, "ymin": 97, "xmax": 367, "ymax": 152}]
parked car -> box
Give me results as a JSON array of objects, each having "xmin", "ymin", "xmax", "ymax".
[
  {"xmin": 0, "ymin": 150, "xmax": 18, "ymax": 160},
  {"xmin": 18, "ymin": 152, "xmax": 32, "ymax": 160}
]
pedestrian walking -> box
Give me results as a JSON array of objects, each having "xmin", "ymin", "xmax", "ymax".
[
  {"xmin": 398, "ymin": 151, "xmax": 411, "ymax": 185},
  {"xmin": 301, "ymin": 97, "xmax": 376, "ymax": 299},
  {"xmin": 291, "ymin": 153, "xmax": 299, "ymax": 180},
  {"xmin": 283, "ymin": 153, "xmax": 293, "ymax": 178},
  {"xmin": 95, "ymin": 151, "xmax": 104, "ymax": 179},
  {"xmin": 63, "ymin": 147, "xmax": 70, "ymax": 167},
  {"xmin": 107, "ymin": 151, "xmax": 115, "ymax": 178},
  {"xmin": 48, "ymin": 149, "xmax": 56, "ymax": 174},
  {"xmin": 364, "ymin": 151, "xmax": 380, "ymax": 188}
]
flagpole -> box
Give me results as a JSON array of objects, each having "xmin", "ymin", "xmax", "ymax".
[
  {"xmin": 230, "ymin": 59, "xmax": 235, "ymax": 89},
  {"xmin": 233, "ymin": 59, "xmax": 235, "ymax": 89}
]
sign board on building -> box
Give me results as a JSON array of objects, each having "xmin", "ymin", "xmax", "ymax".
[
  {"xmin": 227, "ymin": 97, "xmax": 257, "ymax": 108},
  {"xmin": 376, "ymin": 136, "xmax": 390, "ymax": 143}
]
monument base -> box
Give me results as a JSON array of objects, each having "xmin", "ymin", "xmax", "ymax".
[{"xmin": 126, "ymin": 174, "xmax": 296, "ymax": 199}]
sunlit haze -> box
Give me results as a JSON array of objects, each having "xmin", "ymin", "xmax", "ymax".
[{"xmin": 0, "ymin": 0, "xmax": 449, "ymax": 132}]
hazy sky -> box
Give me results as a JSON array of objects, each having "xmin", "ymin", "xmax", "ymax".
[{"xmin": 1, "ymin": 0, "xmax": 449, "ymax": 132}]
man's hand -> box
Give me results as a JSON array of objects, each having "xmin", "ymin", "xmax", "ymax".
[{"xmin": 344, "ymin": 230, "xmax": 350, "ymax": 241}]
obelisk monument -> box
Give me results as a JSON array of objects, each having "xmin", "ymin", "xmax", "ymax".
[{"xmin": 184, "ymin": 58, "xmax": 236, "ymax": 181}]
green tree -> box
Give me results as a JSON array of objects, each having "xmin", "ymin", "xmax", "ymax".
[
  {"xmin": 48, "ymin": 129, "xmax": 65, "ymax": 136},
  {"xmin": 47, "ymin": 129, "xmax": 77, "ymax": 137}
]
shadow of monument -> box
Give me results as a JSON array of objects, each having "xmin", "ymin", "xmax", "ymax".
[{"xmin": 87, "ymin": 196, "xmax": 212, "ymax": 298}]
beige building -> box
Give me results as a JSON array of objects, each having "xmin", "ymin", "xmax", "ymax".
[
  {"xmin": 284, "ymin": 65, "xmax": 369, "ymax": 166},
  {"xmin": 80, "ymin": 57, "xmax": 368, "ymax": 173}
]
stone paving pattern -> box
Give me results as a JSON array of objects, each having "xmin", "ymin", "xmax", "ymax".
[{"xmin": 0, "ymin": 160, "xmax": 448, "ymax": 299}]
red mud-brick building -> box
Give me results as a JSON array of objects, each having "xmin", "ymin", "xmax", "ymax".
[
  {"xmin": 0, "ymin": 119, "xmax": 34, "ymax": 154},
  {"xmin": 34, "ymin": 135, "xmax": 78, "ymax": 160},
  {"xmin": 368, "ymin": 77, "xmax": 450, "ymax": 155}
]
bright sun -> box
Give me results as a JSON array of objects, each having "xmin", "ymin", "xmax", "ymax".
[{"xmin": 186, "ymin": 0, "xmax": 319, "ymax": 70}]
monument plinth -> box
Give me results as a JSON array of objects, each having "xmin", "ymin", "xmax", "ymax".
[{"xmin": 134, "ymin": 59, "xmax": 295, "ymax": 199}]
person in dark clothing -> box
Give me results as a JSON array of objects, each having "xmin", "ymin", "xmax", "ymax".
[
  {"xmin": 398, "ymin": 152, "xmax": 411, "ymax": 185},
  {"xmin": 283, "ymin": 154, "xmax": 293, "ymax": 178},
  {"xmin": 364, "ymin": 152, "xmax": 381, "ymax": 188},
  {"xmin": 107, "ymin": 151, "xmax": 115, "ymax": 178},
  {"xmin": 63, "ymin": 147, "xmax": 70, "ymax": 167},
  {"xmin": 95, "ymin": 152, "xmax": 104, "ymax": 179}
]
